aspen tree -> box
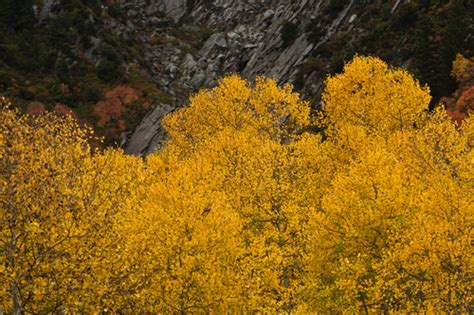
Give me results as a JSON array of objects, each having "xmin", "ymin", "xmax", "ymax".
[
  {"xmin": 0, "ymin": 103, "xmax": 144, "ymax": 313},
  {"xmin": 305, "ymin": 56, "xmax": 473, "ymax": 313}
]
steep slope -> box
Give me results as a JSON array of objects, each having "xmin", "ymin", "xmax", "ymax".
[
  {"xmin": 123, "ymin": 0, "xmax": 360, "ymax": 154},
  {"xmin": 122, "ymin": 0, "xmax": 473, "ymax": 155},
  {"xmin": 0, "ymin": 0, "xmax": 471, "ymax": 154},
  {"xmin": 0, "ymin": 0, "xmax": 168, "ymax": 145}
]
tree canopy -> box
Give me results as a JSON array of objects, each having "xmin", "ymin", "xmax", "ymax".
[{"xmin": 1, "ymin": 56, "xmax": 472, "ymax": 313}]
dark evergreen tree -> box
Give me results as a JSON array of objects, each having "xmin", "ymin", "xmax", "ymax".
[
  {"xmin": 96, "ymin": 45, "xmax": 125, "ymax": 83},
  {"xmin": 0, "ymin": 0, "xmax": 36, "ymax": 31},
  {"xmin": 436, "ymin": 0, "xmax": 473, "ymax": 97},
  {"xmin": 413, "ymin": 14, "xmax": 444, "ymax": 103}
]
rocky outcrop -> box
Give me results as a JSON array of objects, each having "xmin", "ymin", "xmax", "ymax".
[
  {"xmin": 160, "ymin": 0, "xmax": 187, "ymax": 21},
  {"xmin": 124, "ymin": 103, "xmax": 173, "ymax": 155},
  {"xmin": 120, "ymin": 0, "xmax": 413, "ymax": 155},
  {"xmin": 37, "ymin": 0, "xmax": 61, "ymax": 22}
]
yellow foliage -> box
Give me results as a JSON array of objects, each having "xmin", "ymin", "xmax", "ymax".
[
  {"xmin": 0, "ymin": 106, "xmax": 145, "ymax": 312},
  {"xmin": 140, "ymin": 76, "xmax": 321, "ymax": 312},
  {"xmin": 322, "ymin": 55, "xmax": 431, "ymax": 137},
  {"xmin": 162, "ymin": 75, "xmax": 311, "ymax": 154},
  {"xmin": 451, "ymin": 53, "xmax": 474, "ymax": 82},
  {"xmin": 305, "ymin": 59, "xmax": 472, "ymax": 312},
  {"xmin": 1, "ymin": 56, "xmax": 472, "ymax": 313}
]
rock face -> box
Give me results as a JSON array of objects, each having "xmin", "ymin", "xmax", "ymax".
[
  {"xmin": 160, "ymin": 0, "xmax": 187, "ymax": 21},
  {"xmin": 37, "ymin": 0, "xmax": 61, "ymax": 22},
  {"xmin": 119, "ymin": 0, "xmax": 412, "ymax": 155},
  {"xmin": 124, "ymin": 102, "xmax": 173, "ymax": 155}
]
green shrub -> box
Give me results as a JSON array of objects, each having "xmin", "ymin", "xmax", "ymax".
[
  {"xmin": 302, "ymin": 57, "xmax": 325, "ymax": 75},
  {"xmin": 324, "ymin": 0, "xmax": 346, "ymax": 18},
  {"xmin": 96, "ymin": 45, "xmax": 124, "ymax": 83},
  {"xmin": 171, "ymin": 25, "xmax": 214, "ymax": 50},
  {"xmin": 318, "ymin": 31, "xmax": 351, "ymax": 57},
  {"xmin": 280, "ymin": 21, "xmax": 299, "ymax": 47},
  {"xmin": 328, "ymin": 55, "xmax": 345, "ymax": 74},
  {"xmin": 0, "ymin": 0, "xmax": 36, "ymax": 31},
  {"xmin": 2, "ymin": 32, "xmax": 54, "ymax": 73},
  {"xmin": 0, "ymin": 70, "xmax": 11, "ymax": 92},
  {"xmin": 108, "ymin": 4, "xmax": 123, "ymax": 19},
  {"xmin": 82, "ymin": 0, "xmax": 101, "ymax": 16},
  {"xmin": 72, "ymin": 7, "xmax": 95, "ymax": 36},
  {"xmin": 392, "ymin": 3, "xmax": 419, "ymax": 29},
  {"xmin": 305, "ymin": 23, "xmax": 325, "ymax": 43}
]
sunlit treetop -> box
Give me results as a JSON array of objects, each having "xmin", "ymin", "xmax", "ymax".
[
  {"xmin": 451, "ymin": 53, "xmax": 473, "ymax": 82},
  {"xmin": 1, "ymin": 54, "xmax": 472, "ymax": 313},
  {"xmin": 322, "ymin": 55, "xmax": 432, "ymax": 136},
  {"xmin": 162, "ymin": 74, "xmax": 311, "ymax": 152}
]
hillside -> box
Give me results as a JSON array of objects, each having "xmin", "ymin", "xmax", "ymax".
[
  {"xmin": 0, "ymin": 0, "xmax": 472, "ymax": 152},
  {"xmin": 1, "ymin": 1, "xmax": 473, "ymax": 311}
]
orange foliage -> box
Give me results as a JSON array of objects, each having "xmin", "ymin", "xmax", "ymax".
[
  {"xmin": 142, "ymin": 99, "xmax": 152, "ymax": 109},
  {"xmin": 147, "ymin": 35, "xmax": 164, "ymax": 46},
  {"xmin": 94, "ymin": 85, "xmax": 141, "ymax": 131},
  {"xmin": 94, "ymin": 97, "xmax": 124, "ymax": 127},
  {"xmin": 447, "ymin": 86, "xmax": 474, "ymax": 125},
  {"xmin": 451, "ymin": 54, "xmax": 474, "ymax": 83},
  {"xmin": 117, "ymin": 119, "xmax": 126, "ymax": 130},
  {"xmin": 53, "ymin": 103, "xmax": 78, "ymax": 119},
  {"xmin": 27, "ymin": 102, "xmax": 78, "ymax": 120},
  {"xmin": 446, "ymin": 108, "xmax": 465, "ymax": 125},
  {"xmin": 26, "ymin": 102, "xmax": 45, "ymax": 115},
  {"xmin": 445, "ymin": 54, "xmax": 473, "ymax": 125},
  {"xmin": 105, "ymin": 85, "xmax": 141, "ymax": 105},
  {"xmin": 91, "ymin": 84, "xmax": 157, "ymax": 143},
  {"xmin": 102, "ymin": 127, "xmax": 122, "ymax": 140},
  {"xmin": 457, "ymin": 86, "xmax": 474, "ymax": 111}
]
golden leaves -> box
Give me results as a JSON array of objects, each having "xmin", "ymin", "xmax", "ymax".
[
  {"xmin": 162, "ymin": 75, "xmax": 311, "ymax": 154},
  {"xmin": 305, "ymin": 57, "xmax": 472, "ymax": 313},
  {"xmin": 142, "ymin": 75, "xmax": 319, "ymax": 312},
  {"xmin": 322, "ymin": 55, "xmax": 431, "ymax": 137},
  {"xmin": 1, "ymin": 56, "xmax": 472, "ymax": 313},
  {"xmin": 0, "ymin": 104, "xmax": 145, "ymax": 312}
]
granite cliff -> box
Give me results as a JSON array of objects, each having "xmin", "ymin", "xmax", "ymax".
[
  {"xmin": 117, "ymin": 0, "xmax": 472, "ymax": 155},
  {"xmin": 1, "ymin": 0, "xmax": 471, "ymax": 154}
]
